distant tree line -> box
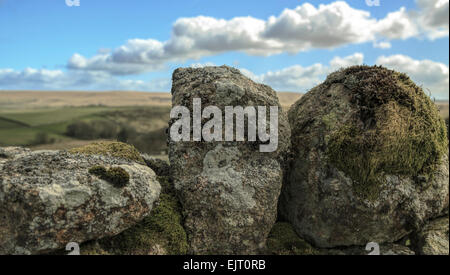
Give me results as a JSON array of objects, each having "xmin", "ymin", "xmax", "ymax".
[{"xmin": 65, "ymin": 119, "xmax": 167, "ymax": 154}]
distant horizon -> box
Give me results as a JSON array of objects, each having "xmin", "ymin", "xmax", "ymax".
[
  {"xmin": 0, "ymin": 90, "xmax": 306, "ymax": 95},
  {"xmin": 1, "ymin": 90, "xmax": 448, "ymax": 102},
  {"xmin": 1, "ymin": 90, "xmax": 448, "ymax": 108}
]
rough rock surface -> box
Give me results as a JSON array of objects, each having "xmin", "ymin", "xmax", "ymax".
[
  {"xmin": 266, "ymin": 222, "xmax": 415, "ymax": 255},
  {"xmin": 280, "ymin": 66, "xmax": 449, "ymax": 248},
  {"xmin": 92, "ymin": 176, "xmax": 188, "ymax": 255},
  {"xmin": 0, "ymin": 149, "xmax": 160, "ymax": 255},
  {"xmin": 413, "ymin": 216, "xmax": 449, "ymax": 255},
  {"xmin": 0, "ymin": 147, "xmax": 30, "ymax": 162},
  {"xmin": 169, "ymin": 66, "xmax": 291, "ymax": 254}
]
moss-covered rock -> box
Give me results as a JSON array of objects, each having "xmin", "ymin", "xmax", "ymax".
[
  {"xmin": 280, "ymin": 65, "xmax": 449, "ymax": 248},
  {"xmin": 0, "ymin": 150, "xmax": 160, "ymax": 255},
  {"xmin": 324, "ymin": 66, "xmax": 448, "ymax": 200},
  {"xmin": 69, "ymin": 141, "xmax": 145, "ymax": 164},
  {"xmin": 80, "ymin": 176, "xmax": 188, "ymax": 255},
  {"xmin": 266, "ymin": 222, "xmax": 317, "ymax": 255},
  {"xmin": 265, "ymin": 222, "xmax": 416, "ymax": 255},
  {"xmin": 411, "ymin": 216, "xmax": 449, "ymax": 255}
]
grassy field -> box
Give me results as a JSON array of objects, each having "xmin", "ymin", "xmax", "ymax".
[
  {"xmin": 0, "ymin": 91, "xmax": 171, "ymax": 110},
  {"xmin": 0, "ymin": 91, "xmax": 448, "ymax": 152},
  {"xmin": 0, "ymin": 106, "xmax": 131, "ymax": 146},
  {"xmin": 0, "ymin": 104, "xmax": 170, "ymax": 152}
]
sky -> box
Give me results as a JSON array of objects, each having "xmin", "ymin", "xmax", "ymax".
[{"xmin": 0, "ymin": 0, "xmax": 448, "ymax": 99}]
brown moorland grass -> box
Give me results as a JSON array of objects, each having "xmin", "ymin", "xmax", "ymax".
[
  {"xmin": 0, "ymin": 91, "xmax": 171, "ymax": 110},
  {"xmin": 0, "ymin": 90, "xmax": 446, "ymax": 118}
]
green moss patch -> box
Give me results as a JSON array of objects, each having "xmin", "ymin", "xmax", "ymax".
[
  {"xmin": 89, "ymin": 165, "xmax": 130, "ymax": 188},
  {"xmin": 88, "ymin": 165, "xmax": 107, "ymax": 176},
  {"xmin": 324, "ymin": 66, "xmax": 448, "ymax": 201},
  {"xmin": 266, "ymin": 222, "xmax": 317, "ymax": 255},
  {"xmin": 69, "ymin": 141, "xmax": 145, "ymax": 164}
]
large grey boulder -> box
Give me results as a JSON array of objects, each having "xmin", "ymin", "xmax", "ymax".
[
  {"xmin": 0, "ymin": 149, "xmax": 160, "ymax": 255},
  {"xmin": 280, "ymin": 66, "xmax": 449, "ymax": 248},
  {"xmin": 169, "ymin": 66, "xmax": 291, "ymax": 254}
]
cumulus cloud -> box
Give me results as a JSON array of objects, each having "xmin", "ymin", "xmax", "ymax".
[
  {"xmin": 242, "ymin": 53, "xmax": 364, "ymax": 92},
  {"xmin": 68, "ymin": 52, "xmax": 165, "ymax": 75},
  {"xmin": 329, "ymin": 53, "xmax": 365, "ymax": 71},
  {"xmin": 376, "ymin": 54, "xmax": 449, "ymax": 98},
  {"xmin": 416, "ymin": 0, "xmax": 449, "ymax": 39},
  {"xmin": 66, "ymin": 1, "xmax": 448, "ymax": 76},
  {"xmin": 2, "ymin": 54, "xmax": 448, "ymax": 99},
  {"xmin": 374, "ymin": 7, "xmax": 419, "ymax": 40},
  {"xmin": 0, "ymin": 68, "xmax": 68, "ymax": 89},
  {"xmin": 67, "ymin": 16, "xmax": 278, "ymax": 75},
  {"xmin": 241, "ymin": 53, "xmax": 448, "ymax": 99},
  {"xmin": 419, "ymin": 0, "xmax": 449, "ymax": 28},
  {"xmin": 0, "ymin": 68, "xmax": 170, "ymax": 91},
  {"xmin": 263, "ymin": 2, "xmax": 377, "ymax": 49}
]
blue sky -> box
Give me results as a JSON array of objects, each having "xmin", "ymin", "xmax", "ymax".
[{"xmin": 0, "ymin": 0, "xmax": 448, "ymax": 99}]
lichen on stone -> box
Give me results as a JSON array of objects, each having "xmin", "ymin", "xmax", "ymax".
[
  {"xmin": 93, "ymin": 176, "xmax": 188, "ymax": 255},
  {"xmin": 324, "ymin": 65, "xmax": 448, "ymax": 200},
  {"xmin": 69, "ymin": 141, "xmax": 145, "ymax": 164},
  {"xmin": 0, "ymin": 149, "xmax": 160, "ymax": 255},
  {"xmin": 266, "ymin": 222, "xmax": 317, "ymax": 255},
  {"xmin": 411, "ymin": 215, "xmax": 449, "ymax": 255}
]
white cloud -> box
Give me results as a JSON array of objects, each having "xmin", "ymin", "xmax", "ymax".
[
  {"xmin": 263, "ymin": 2, "xmax": 377, "ymax": 49},
  {"xmin": 416, "ymin": 0, "xmax": 449, "ymax": 39},
  {"xmin": 374, "ymin": 7, "xmax": 419, "ymax": 40},
  {"xmin": 241, "ymin": 53, "xmax": 448, "ymax": 99},
  {"xmin": 66, "ymin": 1, "xmax": 448, "ymax": 76},
  {"xmin": 2, "ymin": 54, "xmax": 448, "ymax": 99},
  {"xmin": 68, "ymin": 52, "xmax": 165, "ymax": 75},
  {"xmin": 376, "ymin": 54, "xmax": 449, "ymax": 98},
  {"xmin": 0, "ymin": 68, "xmax": 170, "ymax": 91},
  {"xmin": 329, "ymin": 53, "xmax": 365, "ymax": 71},
  {"xmin": 242, "ymin": 53, "xmax": 364, "ymax": 92},
  {"xmin": 0, "ymin": 68, "xmax": 65, "ymax": 88}
]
